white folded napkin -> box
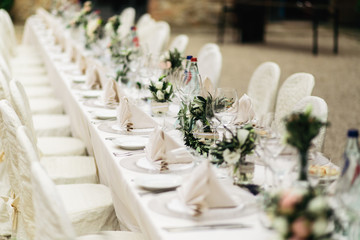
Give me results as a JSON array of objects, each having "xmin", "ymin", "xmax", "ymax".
[
  {"xmin": 102, "ymin": 79, "xmax": 125, "ymax": 105},
  {"xmin": 117, "ymin": 96, "xmax": 157, "ymax": 130},
  {"xmin": 234, "ymin": 94, "xmax": 256, "ymax": 125},
  {"xmin": 145, "ymin": 127, "xmax": 193, "ymax": 171},
  {"xmin": 177, "ymin": 161, "xmax": 238, "ymax": 216},
  {"xmin": 201, "ymin": 77, "xmax": 215, "ymax": 97},
  {"xmin": 85, "ymin": 64, "xmax": 101, "ymax": 90},
  {"xmin": 75, "ymin": 51, "xmax": 87, "ymax": 74}
]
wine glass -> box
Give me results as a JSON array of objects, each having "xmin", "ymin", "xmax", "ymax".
[{"xmin": 213, "ymin": 88, "xmax": 238, "ymax": 136}]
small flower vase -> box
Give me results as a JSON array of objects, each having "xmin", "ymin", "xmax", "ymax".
[
  {"xmin": 230, "ymin": 155, "xmax": 255, "ymax": 185},
  {"xmin": 151, "ymin": 101, "xmax": 169, "ymax": 117}
]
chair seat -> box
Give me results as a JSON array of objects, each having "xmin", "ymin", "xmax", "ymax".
[
  {"xmin": 12, "ymin": 66, "xmax": 47, "ymax": 76},
  {"xmin": 40, "ymin": 156, "xmax": 98, "ymax": 184},
  {"xmin": 10, "ymin": 58, "xmax": 44, "ymax": 68},
  {"xmin": 29, "ymin": 98, "xmax": 63, "ymax": 114},
  {"xmin": 38, "ymin": 137, "xmax": 86, "ymax": 156},
  {"xmin": 32, "ymin": 114, "xmax": 71, "ymax": 136},
  {"xmin": 76, "ymin": 231, "xmax": 144, "ymax": 240},
  {"xmin": 17, "ymin": 75, "xmax": 50, "ymax": 86},
  {"xmin": 24, "ymin": 86, "xmax": 54, "ymax": 98},
  {"xmin": 57, "ymin": 184, "xmax": 119, "ymax": 236}
]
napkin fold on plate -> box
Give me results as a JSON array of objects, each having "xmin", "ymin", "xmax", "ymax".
[
  {"xmin": 102, "ymin": 79, "xmax": 125, "ymax": 106},
  {"xmin": 233, "ymin": 94, "xmax": 256, "ymax": 125},
  {"xmin": 85, "ymin": 64, "xmax": 101, "ymax": 90},
  {"xmin": 201, "ymin": 77, "xmax": 215, "ymax": 97},
  {"xmin": 75, "ymin": 51, "xmax": 87, "ymax": 75},
  {"xmin": 145, "ymin": 127, "xmax": 193, "ymax": 171},
  {"xmin": 177, "ymin": 161, "xmax": 238, "ymax": 216},
  {"xmin": 117, "ymin": 96, "xmax": 157, "ymax": 131}
]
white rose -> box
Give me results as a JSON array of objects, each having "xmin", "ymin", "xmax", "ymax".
[
  {"xmin": 223, "ymin": 149, "xmax": 240, "ymax": 165},
  {"xmin": 165, "ymin": 85, "xmax": 172, "ymax": 94},
  {"xmin": 155, "ymin": 81, "xmax": 163, "ymax": 90},
  {"xmin": 308, "ymin": 196, "xmax": 327, "ymax": 214},
  {"xmin": 156, "ymin": 90, "xmax": 164, "ymax": 100},
  {"xmin": 237, "ymin": 129, "xmax": 249, "ymax": 146},
  {"xmin": 312, "ymin": 218, "xmax": 328, "ymax": 236},
  {"xmin": 272, "ymin": 217, "xmax": 288, "ymax": 236}
]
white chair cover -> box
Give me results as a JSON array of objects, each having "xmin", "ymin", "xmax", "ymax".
[
  {"xmin": 24, "ymin": 86, "xmax": 54, "ymax": 98},
  {"xmin": 137, "ymin": 15, "xmax": 157, "ymax": 46},
  {"xmin": 197, "ymin": 46, "xmax": 222, "ymax": 88},
  {"xmin": 168, "ymin": 34, "xmax": 189, "ymax": 53},
  {"xmin": 142, "ymin": 21, "xmax": 170, "ymax": 55},
  {"xmin": 247, "ymin": 62, "xmax": 281, "ymax": 117},
  {"xmin": 198, "ymin": 43, "xmax": 220, "ymax": 59},
  {"xmin": 293, "ymin": 96, "xmax": 328, "ymax": 152},
  {"xmin": 274, "ymin": 72, "xmax": 315, "ymax": 134},
  {"xmin": 32, "ymin": 114, "xmax": 71, "ymax": 137},
  {"xmin": 118, "ymin": 7, "xmax": 136, "ymax": 38}
]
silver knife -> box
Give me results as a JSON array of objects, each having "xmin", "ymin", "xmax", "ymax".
[{"xmin": 163, "ymin": 223, "xmax": 251, "ymax": 232}]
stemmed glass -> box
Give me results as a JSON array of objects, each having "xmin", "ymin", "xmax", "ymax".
[{"xmin": 212, "ymin": 88, "xmax": 238, "ymax": 139}]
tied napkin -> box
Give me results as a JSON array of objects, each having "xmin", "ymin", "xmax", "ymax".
[
  {"xmin": 145, "ymin": 127, "xmax": 193, "ymax": 171},
  {"xmin": 234, "ymin": 94, "xmax": 256, "ymax": 125},
  {"xmin": 85, "ymin": 64, "xmax": 101, "ymax": 90},
  {"xmin": 201, "ymin": 77, "xmax": 215, "ymax": 97},
  {"xmin": 117, "ymin": 96, "xmax": 157, "ymax": 131},
  {"xmin": 102, "ymin": 79, "xmax": 125, "ymax": 106},
  {"xmin": 177, "ymin": 161, "xmax": 238, "ymax": 216}
]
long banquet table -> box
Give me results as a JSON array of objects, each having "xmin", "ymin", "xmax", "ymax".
[{"xmin": 23, "ymin": 13, "xmax": 275, "ymax": 240}]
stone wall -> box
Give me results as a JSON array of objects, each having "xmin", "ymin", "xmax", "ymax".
[{"xmin": 148, "ymin": 0, "xmax": 225, "ymax": 27}]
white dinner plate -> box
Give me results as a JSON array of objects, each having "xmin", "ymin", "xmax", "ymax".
[
  {"xmin": 135, "ymin": 175, "xmax": 182, "ymax": 191},
  {"xmin": 111, "ymin": 125, "xmax": 154, "ymax": 134},
  {"xmin": 72, "ymin": 75, "xmax": 87, "ymax": 83},
  {"xmin": 112, "ymin": 136, "xmax": 148, "ymax": 150},
  {"xmin": 82, "ymin": 90, "xmax": 101, "ymax": 99},
  {"xmin": 136, "ymin": 157, "xmax": 194, "ymax": 172},
  {"xmin": 93, "ymin": 109, "xmax": 117, "ymax": 120}
]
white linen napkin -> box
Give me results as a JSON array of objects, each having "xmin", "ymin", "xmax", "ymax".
[
  {"xmin": 234, "ymin": 94, "xmax": 256, "ymax": 125},
  {"xmin": 85, "ymin": 64, "xmax": 101, "ymax": 90},
  {"xmin": 201, "ymin": 77, "xmax": 215, "ymax": 97},
  {"xmin": 102, "ymin": 79, "xmax": 125, "ymax": 106},
  {"xmin": 176, "ymin": 161, "xmax": 238, "ymax": 216},
  {"xmin": 145, "ymin": 127, "xmax": 193, "ymax": 171},
  {"xmin": 116, "ymin": 96, "xmax": 157, "ymax": 130},
  {"xmin": 75, "ymin": 51, "xmax": 87, "ymax": 74}
]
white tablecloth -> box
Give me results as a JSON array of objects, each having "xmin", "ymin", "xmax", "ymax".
[{"xmin": 24, "ymin": 15, "xmax": 275, "ymax": 240}]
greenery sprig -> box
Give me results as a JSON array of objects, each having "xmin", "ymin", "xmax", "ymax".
[
  {"xmin": 68, "ymin": 1, "xmax": 92, "ymax": 29},
  {"xmin": 164, "ymin": 48, "xmax": 184, "ymax": 74},
  {"xmin": 149, "ymin": 75, "xmax": 174, "ymax": 102}
]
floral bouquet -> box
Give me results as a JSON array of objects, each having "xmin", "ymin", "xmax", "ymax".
[
  {"xmin": 162, "ymin": 48, "xmax": 184, "ymax": 74},
  {"xmin": 85, "ymin": 17, "xmax": 104, "ymax": 48},
  {"xmin": 211, "ymin": 124, "xmax": 257, "ymax": 184},
  {"xmin": 68, "ymin": 1, "xmax": 92, "ymax": 28},
  {"xmin": 149, "ymin": 75, "xmax": 173, "ymax": 103},
  {"xmin": 104, "ymin": 15, "xmax": 121, "ymax": 37},
  {"xmin": 284, "ymin": 106, "xmax": 328, "ymax": 181},
  {"xmin": 264, "ymin": 186, "xmax": 335, "ymax": 240}
]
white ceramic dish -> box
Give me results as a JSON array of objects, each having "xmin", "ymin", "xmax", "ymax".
[
  {"xmin": 136, "ymin": 157, "xmax": 194, "ymax": 172},
  {"xmin": 82, "ymin": 90, "xmax": 101, "ymax": 99},
  {"xmin": 111, "ymin": 125, "xmax": 154, "ymax": 134},
  {"xmin": 112, "ymin": 136, "xmax": 148, "ymax": 150},
  {"xmin": 72, "ymin": 75, "xmax": 86, "ymax": 83},
  {"xmin": 135, "ymin": 175, "xmax": 182, "ymax": 191},
  {"xmin": 93, "ymin": 110, "xmax": 117, "ymax": 120}
]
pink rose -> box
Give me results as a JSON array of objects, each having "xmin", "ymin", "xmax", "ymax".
[
  {"xmin": 291, "ymin": 217, "xmax": 311, "ymax": 239},
  {"xmin": 279, "ymin": 190, "xmax": 302, "ymax": 214}
]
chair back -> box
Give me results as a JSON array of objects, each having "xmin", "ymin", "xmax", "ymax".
[
  {"xmin": 247, "ymin": 62, "xmax": 281, "ymax": 117},
  {"xmin": 0, "ymin": 9, "xmax": 17, "ymax": 55},
  {"xmin": 168, "ymin": 34, "xmax": 189, "ymax": 53},
  {"xmin": 274, "ymin": 72, "xmax": 315, "ymax": 134},
  {"xmin": 118, "ymin": 7, "xmax": 136, "ymax": 38},
  {"xmin": 293, "ymin": 96, "xmax": 328, "ymax": 152},
  {"xmin": 143, "ymin": 21, "xmax": 170, "ymax": 55},
  {"xmin": 197, "ymin": 45, "xmax": 222, "ymax": 88}
]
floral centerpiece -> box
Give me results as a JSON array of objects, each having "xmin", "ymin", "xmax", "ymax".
[
  {"xmin": 284, "ymin": 106, "xmax": 328, "ymax": 181},
  {"xmin": 85, "ymin": 17, "xmax": 104, "ymax": 49},
  {"xmin": 149, "ymin": 75, "xmax": 174, "ymax": 115},
  {"xmin": 104, "ymin": 15, "xmax": 121, "ymax": 38},
  {"xmin": 162, "ymin": 48, "xmax": 184, "ymax": 75},
  {"xmin": 68, "ymin": 1, "xmax": 92, "ymax": 29},
  {"xmin": 264, "ymin": 186, "xmax": 335, "ymax": 240},
  {"xmin": 211, "ymin": 124, "xmax": 257, "ymax": 184}
]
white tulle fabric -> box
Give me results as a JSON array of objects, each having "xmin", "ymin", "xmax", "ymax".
[
  {"xmin": 247, "ymin": 62, "xmax": 281, "ymax": 117},
  {"xmin": 198, "ymin": 46, "xmax": 222, "ymax": 88},
  {"xmin": 293, "ymin": 96, "xmax": 328, "ymax": 152},
  {"xmin": 168, "ymin": 34, "xmax": 189, "ymax": 53},
  {"xmin": 142, "ymin": 21, "xmax": 170, "ymax": 55},
  {"xmin": 24, "ymin": 86, "xmax": 54, "ymax": 98},
  {"xmin": 32, "ymin": 114, "xmax": 71, "ymax": 137},
  {"xmin": 274, "ymin": 73, "xmax": 315, "ymax": 134}
]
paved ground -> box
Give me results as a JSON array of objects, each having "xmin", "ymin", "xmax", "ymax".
[{"xmin": 172, "ymin": 21, "xmax": 360, "ymax": 166}]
